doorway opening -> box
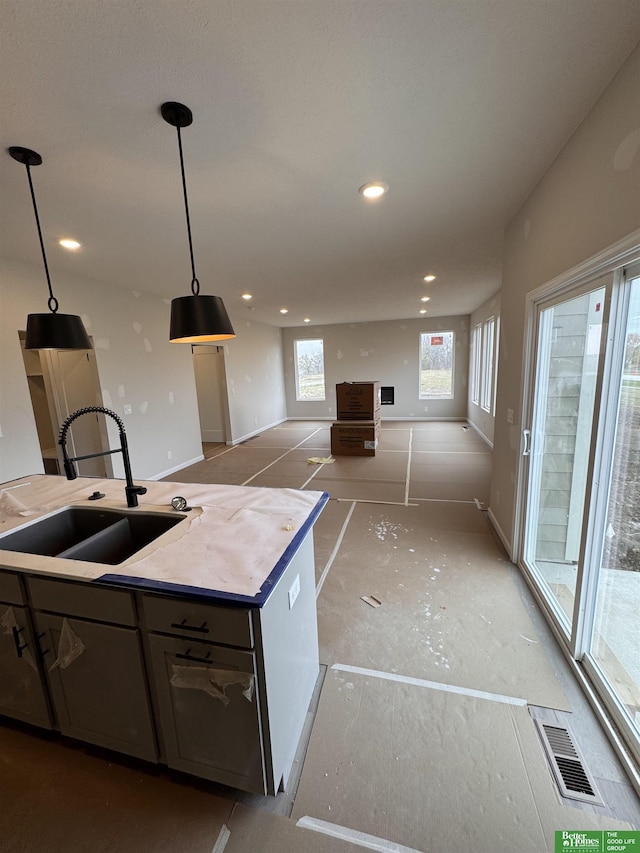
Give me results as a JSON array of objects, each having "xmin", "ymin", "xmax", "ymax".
[
  {"xmin": 192, "ymin": 345, "xmax": 231, "ymax": 454},
  {"xmin": 19, "ymin": 332, "xmax": 111, "ymax": 478}
]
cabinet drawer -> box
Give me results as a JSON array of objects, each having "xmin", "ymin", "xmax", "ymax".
[
  {"xmin": 0, "ymin": 571, "xmax": 24, "ymax": 605},
  {"xmin": 27, "ymin": 577, "xmax": 136, "ymax": 626},
  {"xmin": 142, "ymin": 595, "xmax": 253, "ymax": 649}
]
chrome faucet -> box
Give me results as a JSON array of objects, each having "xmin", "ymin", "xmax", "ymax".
[{"xmin": 59, "ymin": 406, "xmax": 147, "ymax": 508}]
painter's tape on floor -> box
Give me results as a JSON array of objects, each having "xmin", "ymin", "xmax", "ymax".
[
  {"xmin": 331, "ymin": 663, "xmax": 527, "ymax": 706},
  {"xmin": 296, "ymin": 817, "xmax": 424, "ymax": 852},
  {"xmin": 291, "ymin": 669, "xmax": 631, "ymax": 853},
  {"xmin": 211, "ymin": 825, "xmax": 231, "ymax": 852},
  {"xmin": 224, "ymin": 803, "xmax": 364, "ymax": 852}
]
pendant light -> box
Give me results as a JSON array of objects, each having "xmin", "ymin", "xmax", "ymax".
[
  {"xmin": 9, "ymin": 146, "xmax": 92, "ymax": 350},
  {"xmin": 161, "ymin": 102, "xmax": 235, "ymax": 343}
]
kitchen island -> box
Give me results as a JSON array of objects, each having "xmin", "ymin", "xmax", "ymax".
[{"xmin": 0, "ymin": 474, "xmax": 328, "ymax": 795}]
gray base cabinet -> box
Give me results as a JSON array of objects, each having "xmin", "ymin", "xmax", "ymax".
[
  {"xmin": 147, "ymin": 633, "xmax": 264, "ymax": 793},
  {"xmin": 0, "ymin": 600, "xmax": 52, "ymax": 728},
  {"xmin": 0, "ymin": 526, "xmax": 320, "ymax": 796},
  {"xmin": 35, "ymin": 613, "xmax": 157, "ymax": 761}
]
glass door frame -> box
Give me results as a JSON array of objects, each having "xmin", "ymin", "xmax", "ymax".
[
  {"xmin": 580, "ymin": 262, "xmax": 640, "ymax": 768},
  {"xmin": 520, "ymin": 275, "xmax": 612, "ymax": 643},
  {"xmin": 514, "ymin": 233, "xmax": 640, "ymax": 779}
]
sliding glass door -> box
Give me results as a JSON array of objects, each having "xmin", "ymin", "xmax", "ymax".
[
  {"xmin": 522, "ymin": 282, "xmax": 606, "ymax": 637},
  {"xmin": 587, "ymin": 272, "xmax": 640, "ymax": 743},
  {"xmin": 519, "ymin": 261, "xmax": 640, "ymax": 764}
]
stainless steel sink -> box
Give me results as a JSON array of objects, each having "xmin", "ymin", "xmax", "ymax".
[{"xmin": 0, "ymin": 506, "xmax": 184, "ymax": 565}]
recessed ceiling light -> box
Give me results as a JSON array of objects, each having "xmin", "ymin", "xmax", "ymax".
[
  {"xmin": 421, "ymin": 296, "xmax": 430, "ymax": 303},
  {"xmin": 59, "ymin": 238, "xmax": 81, "ymax": 251},
  {"xmin": 241, "ymin": 293, "xmax": 252, "ymax": 300},
  {"xmin": 423, "ymin": 274, "xmax": 436, "ymax": 282},
  {"xmin": 358, "ymin": 182, "xmax": 388, "ymax": 200},
  {"xmin": 304, "ymin": 318, "xmax": 311, "ymax": 323},
  {"xmin": 280, "ymin": 308, "xmax": 288, "ymax": 315},
  {"xmin": 419, "ymin": 309, "xmax": 428, "ymax": 314}
]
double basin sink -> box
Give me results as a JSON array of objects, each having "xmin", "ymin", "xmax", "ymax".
[{"xmin": 0, "ymin": 506, "xmax": 184, "ymax": 566}]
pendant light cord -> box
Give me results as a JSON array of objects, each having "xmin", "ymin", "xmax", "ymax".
[
  {"xmin": 25, "ymin": 161, "xmax": 58, "ymax": 313},
  {"xmin": 175, "ymin": 124, "xmax": 200, "ymax": 296}
]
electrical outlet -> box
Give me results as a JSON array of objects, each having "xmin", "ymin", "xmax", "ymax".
[
  {"xmin": 167, "ymin": 450, "xmax": 172, "ymax": 460},
  {"xmin": 123, "ymin": 404, "xmax": 133, "ymax": 415},
  {"xmin": 288, "ymin": 574, "xmax": 300, "ymax": 610},
  {"xmin": 507, "ymin": 408, "xmax": 514, "ymax": 424}
]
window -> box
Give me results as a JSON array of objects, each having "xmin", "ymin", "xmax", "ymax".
[
  {"xmin": 481, "ymin": 317, "xmax": 496, "ymax": 413},
  {"xmin": 294, "ymin": 339, "xmax": 325, "ymax": 401},
  {"xmin": 471, "ymin": 323, "xmax": 482, "ymax": 405},
  {"xmin": 419, "ymin": 332, "xmax": 454, "ymax": 398}
]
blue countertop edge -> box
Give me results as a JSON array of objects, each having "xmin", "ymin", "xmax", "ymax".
[{"xmin": 95, "ymin": 491, "xmax": 330, "ymax": 607}]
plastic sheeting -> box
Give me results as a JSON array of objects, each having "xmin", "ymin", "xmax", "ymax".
[
  {"xmin": 1, "ymin": 605, "xmax": 37, "ymax": 671},
  {"xmin": 170, "ymin": 663, "xmax": 255, "ymax": 706},
  {"xmin": 49, "ymin": 618, "xmax": 85, "ymax": 671}
]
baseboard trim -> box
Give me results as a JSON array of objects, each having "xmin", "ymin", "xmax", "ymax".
[
  {"xmin": 285, "ymin": 416, "xmax": 467, "ymax": 423},
  {"xmin": 148, "ymin": 454, "xmax": 205, "ymax": 481},
  {"xmin": 486, "ymin": 507, "xmax": 514, "ymax": 560},
  {"xmin": 230, "ymin": 417, "xmax": 288, "ymax": 445},
  {"xmin": 466, "ymin": 419, "xmax": 494, "ymax": 448}
]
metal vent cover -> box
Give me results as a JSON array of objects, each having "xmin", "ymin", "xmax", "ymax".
[{"xmin": 535, "ymin": 720, "xmax": 603, "ymax": 805}]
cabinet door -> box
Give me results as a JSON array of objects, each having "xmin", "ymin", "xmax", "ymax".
[
  {"xmin": 35, "ymin": 613, "xmax": 157, "ymax": 762},
  {"xmin": 0, "ymin": 603, "xmax": 52, "ymax": 728},
  {"xmin": 147, "ymin": 634, "xmax": 265, "ymax": 794}
]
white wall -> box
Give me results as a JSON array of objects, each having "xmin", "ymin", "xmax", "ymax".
[
  {"xmin": 1, "ymin": 258, "xmax": 203, "ymax": 483},
  {"xmin": 282, "ymin": 316, "xmax": 469, "ymax": 420},
  {"xmin": 467, "ymin": 291, "xmax": 501, "ymax": 446},
  {"xmin": 491, "ymin": 43, "xmax": 640, "ymax": 553},
  {"xmin": 1, "ymin": 261, "xmax": 289, "ymax": 481},
  {"xmin": 221, "ymin": 319, "xmax": 287, "ymax": 443}
]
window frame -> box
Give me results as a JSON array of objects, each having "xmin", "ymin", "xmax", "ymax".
[
  {"xmin": 293, "ymin": 338, "xmax": 326, "ymax": 402},
  {"xmin": 418, "ymin": 331, "xmax": 455, "ymax": 400},
  {"xmin": 480, "ymin": 316, "xmax": 496, "ymax": 413},
  {"xmin": 471, "ymin": 323, "xmax": 482, "ymax": 405}
]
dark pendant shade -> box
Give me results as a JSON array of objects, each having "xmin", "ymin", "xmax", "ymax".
[
  {"xmin": 9, "ymin": 145, "xmax": 92, "ymax": 351},
  {"xmin": 169, "ymin": 294, "xmax": 236, "ymax": 343},
  {"xmin": 162, "ymin": 102, "xmax": 236, "ymax": 344},
  {"xmin": 25, "ymin": 311, "xmax": 92, "ymax": 350}
]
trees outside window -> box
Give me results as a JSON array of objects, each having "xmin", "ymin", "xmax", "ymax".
[
  {"xmin": 419, "ymin": 332, "xmax": 454, "ymax": 398},
  {"xmin": 294, "ymin": 339, "xmax": 325, "ymax": 401}
]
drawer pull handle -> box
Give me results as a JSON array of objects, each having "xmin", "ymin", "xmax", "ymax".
[
  {"xmin": 36, "ymin": 632, "xmax": 50, "ymax": 657},
  {"xmin": 170, "ymin": 619, "xmax": 209, "ymax": 634},
  {"xmin": 175, "ymin": 649, "xmax": 213, "ymax": 665},
  {"xmin": 12, "ymin": 625, "xmax": 28, "ymax": 659}
]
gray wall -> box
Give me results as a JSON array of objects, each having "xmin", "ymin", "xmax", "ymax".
[
  {"xmin": 282, "ymin": 316, "xmax": 469, "ymax": 420},
  {"xmin": 467, "ymin": 291, "xmax": 501, "ymax": 446},
  {"xmin": 491, "ymin": 43, "xmax": 640, "ymax": 553}
]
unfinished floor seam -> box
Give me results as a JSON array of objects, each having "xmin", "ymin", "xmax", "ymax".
[
  {"xmin": 316, "ymin": 501, "xmax": 356, "ymax": 598},
  {"xmin": 403, "ymin": 426, "xmax": 413, "ymax": 506}
]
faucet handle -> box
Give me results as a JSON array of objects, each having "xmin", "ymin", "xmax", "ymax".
[{"xmin": 125, "ymin": 485, "xmax": 147, "ymax": 508}]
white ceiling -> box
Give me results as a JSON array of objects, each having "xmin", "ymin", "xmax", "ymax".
[{"xmin": 1, "ymin": 1, "xmax": 639, "ymax": 329}]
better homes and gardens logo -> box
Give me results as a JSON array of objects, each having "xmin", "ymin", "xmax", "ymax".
[{"xmin": 555, "ymin": 831, "xmax": 639, "ymax": 852}]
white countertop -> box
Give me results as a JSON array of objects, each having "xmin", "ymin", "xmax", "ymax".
[{"xmin": 0, "ymin": 475, "xmax": 327, "ymax": 603}]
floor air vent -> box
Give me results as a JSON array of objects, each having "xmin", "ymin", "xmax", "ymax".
[{"xmin": 535, "ymin": 721, "xmax": 603, "ymax": 805}]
